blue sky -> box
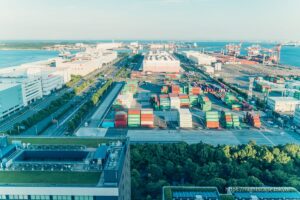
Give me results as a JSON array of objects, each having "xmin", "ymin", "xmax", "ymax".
[{"xmin": 0, "ymin": 0, "xmax": 299, "ymax": 41}]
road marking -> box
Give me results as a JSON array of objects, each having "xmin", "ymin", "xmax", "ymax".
[{"xmin": 257, "ymin": 130, "xmax": 275, "ymax": 146}]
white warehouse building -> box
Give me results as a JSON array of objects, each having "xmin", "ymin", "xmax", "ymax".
[
  {"xmin": 267, "ymin": 97, "xmax": 300, "ymax": 113},
  {"xmin": 142, "ymin": 51, "xmax": 181, "ymax": 73},
  {"xmin": 182, "ymin": 51, "xmax": 217, "ymax": 66}
]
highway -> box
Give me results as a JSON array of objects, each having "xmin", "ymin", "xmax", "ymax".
[{"xmin": 0, "ymin": 87, "xmax": 73, "ymax": 132}]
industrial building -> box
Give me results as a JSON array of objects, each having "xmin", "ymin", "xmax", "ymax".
[
  {"xmin": 96, "ymin": 43, "xmax": 123, "ymax": 50},
  {"xmin": 163, "ymin": 186, "xmax": 300, "ymax": 200},
  {"xmin": 0, "ymin": 84, "xmax": 23, "ymax": 119},
  {"xmin": 267, "ymin": 97, "xmax": 300, "ymax": 113},
  {"xmin": 55, "ymin": 49, "xmax": 118, "ymax": 76},
  {"xmin": 182, "ymin": 51, "xmax": 217, "ymax": 66},
  {"xmin": 142, "ymin": 51, "xmax": 181, "ymax": 73},
  {"xmin": 27, "ymin": 68, "xmax": 64, "ymax": 96},
  {"xmin": 0, "ymin": 136, "xmax": 131, "ymax": 200}
]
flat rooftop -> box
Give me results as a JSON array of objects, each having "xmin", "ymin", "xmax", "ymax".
[
  {"xmin": 163, "ymin": 186, "xmax": 220, "ymax": 200},
  {"xmin": 144, "ymin": 52, "xmax": 178, "ymax": 62},
  {"xmin": 163, "ymin": 186, "xmax": 300, "ymax": 200},
  {"xmin": 0, "ymin": 136, "xmax": 128, "ymax": 186},
  {"xmin": 228, "ymin": 187, "xmax": 300, "ymax": 199},
  {"xmin": 0, "ymin": 83, "xmax": 20, "ymax": 91}
]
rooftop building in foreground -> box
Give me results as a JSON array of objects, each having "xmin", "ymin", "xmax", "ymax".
[
  {"xmin": 163, "ymin": 186, "xmax": 300, "ymax": 200},
  {"xmin": 228, "ymin": 187, "xmax": 300, "ymax": 200},
  {"xmin": 142, "ymin": 51, "xmax": 181, "ymax": 73},
  {"xmin": 0, "ymin": 136, "xmax": 131, "ymax": 200},
  {"xmin": 163, "ymin": 186, "xmax": 221, "ymax": 200}
]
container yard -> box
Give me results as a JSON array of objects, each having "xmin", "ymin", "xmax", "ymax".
[{"xmin": 96, "ymin": 50, "xmax": 289, "ymax": 132}]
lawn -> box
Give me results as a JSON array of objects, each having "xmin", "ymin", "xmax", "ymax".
[
  {"xmin": 0, "ymin": 171, "xmax": 101, "ymax": 185},
  {"xmin": 7, "ymin": 137, "xmax": 117, "ymax": 148}
]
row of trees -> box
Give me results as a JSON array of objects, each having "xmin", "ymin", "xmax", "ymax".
[
  {"xmin": 74, "ymin": 79, "xmax": 94, "ymax": 95},
  {"xmin": 91, "ymin": 79, "xmax": 113, "ymax": 105},
  {"xmin": 67, "ymin": 101, "xmax": 93, "ymax": 132},
  {"xmin": 131, "ymin": 142, "xmax": 300, "ymax": 200},
  {"xmin": 66, "ymin": 75, "xmax": 81, "ymax": 88},
  {"xmin": 10, "ymin": 92, "xmax": 75, "ymax": 135}
]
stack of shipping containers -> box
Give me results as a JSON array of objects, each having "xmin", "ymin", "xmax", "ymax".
[
  {"xmin": 189, "ymin": 95, "xmax": 198, "ymax": 107},
  {"xmin": 115, "ymin": 111, "xmax": 128, "ymax": 128},
  {"xmin": 205, "ymin": 111, "xmax": 220, "ymax": 129},
  {"xmin": 246, "ymin": 112, "xmax": 261, "ymax": 129},
  {"xmin": 141, "ymin": 109, "xmax": 154, "ymax": 128},
  {"xmin": 179, "ymin": 94, "xmax": 190, "ymax": 108},
  {"xmin": 161, "ymin": 85, "xmax": 169, "ymax": 94},
  {"xmin": 151, "ymin": 94, "xmax": 160, "ymax": 110},
  {"xmin": 169, "ymin": 94, "xmax": 181, "ymax": 109},
  {"xmin": 171, "ymin": 85, "xmax": 180, "ymax": 94},
  {"xmin": 188, "ymin": 85, "xmax": 202, "ymax": 95},
  {"xmin": 128, "ymin": 109, "xmax": 141, "ymax": 128},
  {"xmin": 122, "ymin": 80, "xmax": 138, "ymax": 94},
  {"xmin": 178, "ymin": 109, "xmax": 193, "ymax": 128},
  {"xmin": 232, "ymin": 114, "xmax": 240, "ymax": 128},
  {"xmin": 221, "ymin": 111, "xmax": 233, "ymax": 128},
  {"xmin": 112, "ymin": 93, "xmax": 133, "ymax": 110},
  {"xmin": 159, "ymin": 94, "xmax": 171, "ymax": 110},
  {"xmin": 198, "ymin": 95, "xmax": 212, "ymax": 111}
]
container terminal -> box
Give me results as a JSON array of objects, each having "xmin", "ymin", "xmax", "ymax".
[{"xmin": 0, "ymin": 42, "xmax": 300, "ymax": 145}]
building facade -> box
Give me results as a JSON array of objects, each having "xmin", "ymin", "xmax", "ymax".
[{"xmin": 0, "ymin": 84, "xmax": 23, "ymax": 119}]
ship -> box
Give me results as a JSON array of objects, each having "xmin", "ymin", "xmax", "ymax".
[
  {"xmin": 225, "ymin": 43, "xmax": 242, "ymax": 56},
  {"xmin": 282, "ymin": 42, "xmax": 300, "ymax": 47}
]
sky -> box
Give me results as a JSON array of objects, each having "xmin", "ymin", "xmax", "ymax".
[{"xmin": 0, "ymin": 0, "xmax": 299, "ymax": 41}]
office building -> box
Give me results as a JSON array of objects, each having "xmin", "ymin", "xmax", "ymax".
[
  {"xmin": 0, "ymin": 136, "xmax": 131, "ymax": 200},
  {"xmin": 0, "ymin": 76, "xmax": 43, "ymax": 106}
]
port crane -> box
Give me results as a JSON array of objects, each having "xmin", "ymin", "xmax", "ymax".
[{"xmin": 261, "ymin": 44, "xmax": 281, "ymax": 65}]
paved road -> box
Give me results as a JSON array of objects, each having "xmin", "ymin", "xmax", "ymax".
[
  {"xmin": 76, "ymin": 126, "xmax": 300, "ymax": 146},
  {"xmin": 0, "ymin": 87, "xmax": 72, "ymax": 132}
]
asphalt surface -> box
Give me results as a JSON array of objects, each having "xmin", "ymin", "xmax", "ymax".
[
  {"xmin": 74, "ymin": 127, "xmax": 300, "ymax": 146},
  {"xmin": 0, "ymin": 87, "xmax": 72, "ymax": 132}
]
